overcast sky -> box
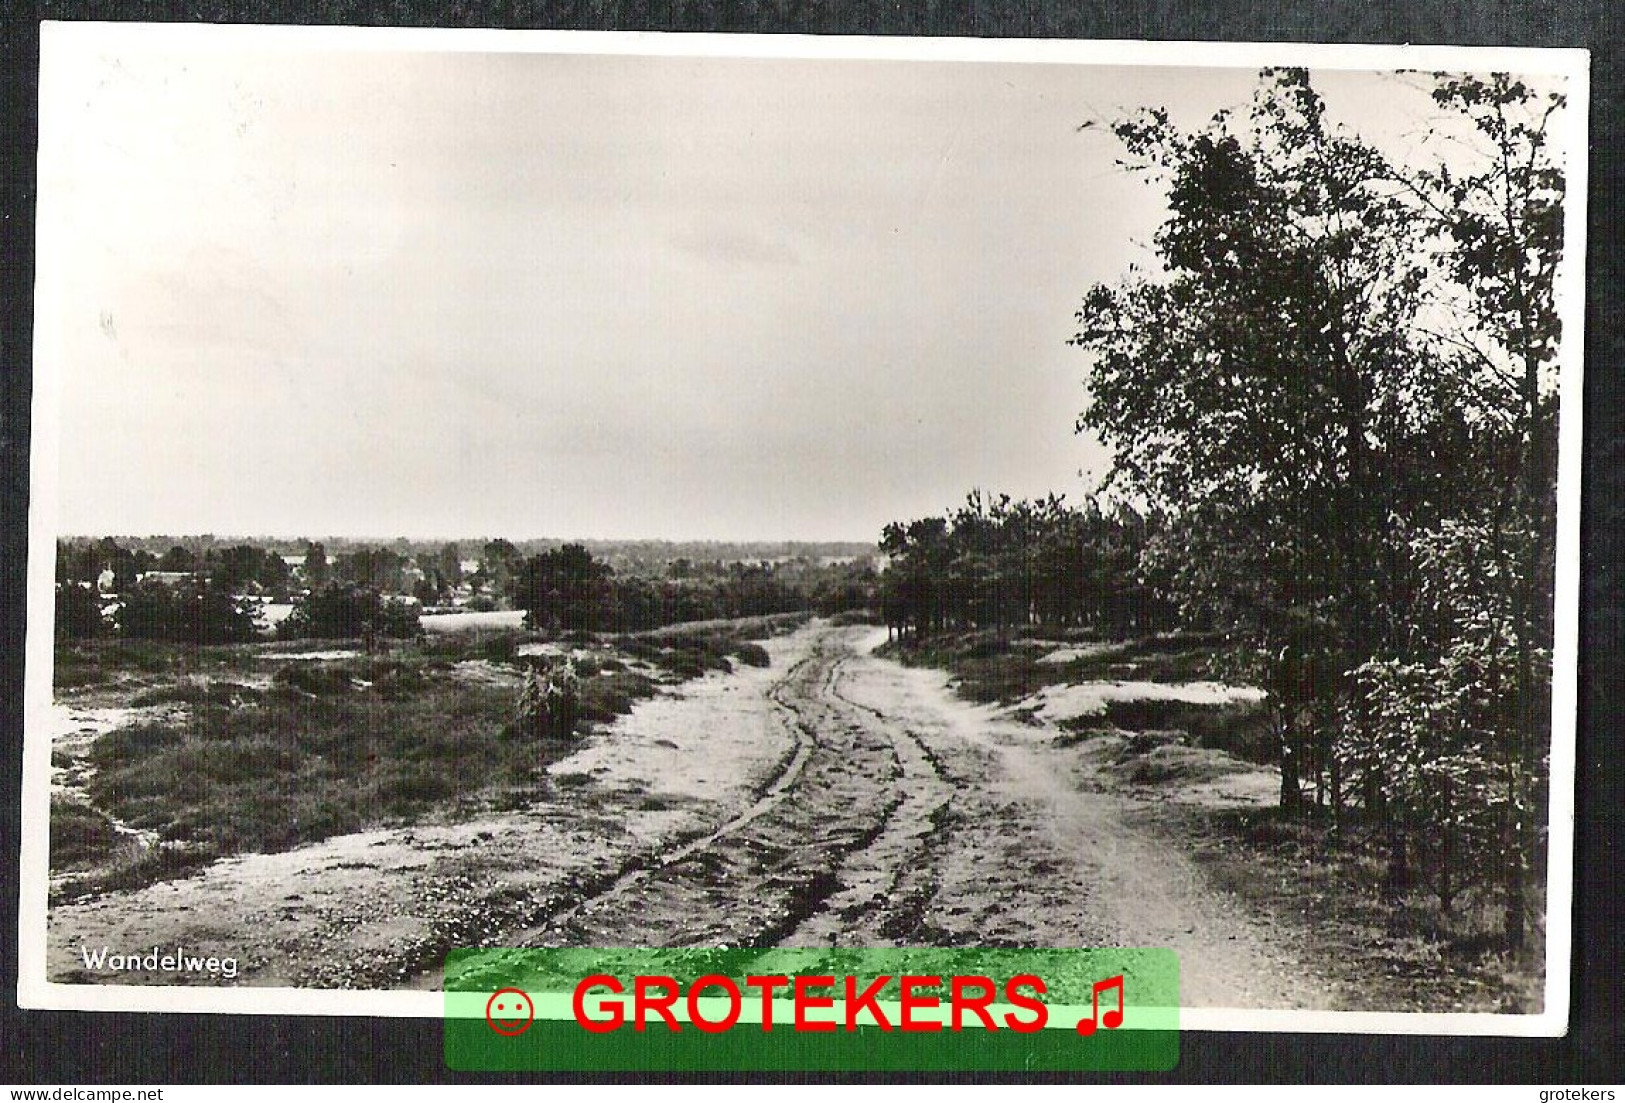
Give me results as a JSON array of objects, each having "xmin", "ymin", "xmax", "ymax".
[{"xmin": 34, "ymin": 32, "xmax": 1550, "ymax": 542}]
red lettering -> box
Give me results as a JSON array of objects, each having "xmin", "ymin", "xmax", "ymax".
[
  {"xmin": 686, "ymin": 974, "xmax": 743, "ymax": 1033},
  {"xmin": 899, "ymin": 975, "xmax": 943, "ymax": 1032},
  {"xmin": 794, "ymin": 974, "xmax": 836, "ymax": 1032},
  {"xmin": 843, "ymin": 974, "xmax": 893, "ymax": 1031},
  {"xmin": 950, "ymin": 975, "xmax": 999, "ymax": 1032},
  {"xmin": 745, "ymin": 974, "xmax": 789, "ymax": 1032},
  {"xmin": 572, "ymin": 974, "xmax": 625, "ymax": 1034},
  {"xmin": 1002, "ymin": 974, "xmax": 1048, "ymax": 1033},
  {"xmin": 633, "ymin": 975, "xmax": 682, "ymax": 1033}
]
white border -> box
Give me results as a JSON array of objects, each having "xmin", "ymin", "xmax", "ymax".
[{"xmin": 17, "ymin": 23, "xmax": 1590, "ymax": 1040}]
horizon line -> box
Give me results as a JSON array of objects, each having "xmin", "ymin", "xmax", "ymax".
[{"xmin": 53, "ymin": 532, "xmax": 885, "ymax": 548}]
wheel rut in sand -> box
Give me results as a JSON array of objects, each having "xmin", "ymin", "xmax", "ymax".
[
  {"xmin": 49, "ymin": 621, "xmax": 1338, "ymax": 1009},
  {"xmin": 506, "ymin": 634, "xmax": 936, "ymax": 949}
]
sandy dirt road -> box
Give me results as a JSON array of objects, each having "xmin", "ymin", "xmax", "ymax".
[{"xmin": 47, "ymin": 621, "xmax": 1335, "ymax": 1008}]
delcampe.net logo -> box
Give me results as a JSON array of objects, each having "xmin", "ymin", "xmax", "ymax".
[{"xmin": 444, "ymin": 947, "xmax": 1180, "ymax": 1072}]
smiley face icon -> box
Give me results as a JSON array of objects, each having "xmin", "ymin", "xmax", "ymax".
[{"xmin": 485, "ymin": 987, "xmax": 535, "ymax": 1036}]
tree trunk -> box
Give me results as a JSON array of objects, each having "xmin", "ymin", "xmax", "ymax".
[
  {"xmin": 1385, "ymin": 820, "xmax": 1409, "ymax": 901},
  {"xmin": 1279, "ymin": 717, "xmax": 1304, "ymax": 815}
]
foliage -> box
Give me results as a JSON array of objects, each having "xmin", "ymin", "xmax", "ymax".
[
  {"xmin": 332, "ymin": 547, "xmax": 406, "ymax": 593},
  {"xmin": 1047, "ymin": 67, "xmax": 1567, "ymax": 944},
  {"xmin": 510, "ymin": 544, "xmax": 837, "ymax": 634},
  {"xmin": 303, "ymin": 541, "xmax": 330, "ymax": 588},
  {"xmin": 115, "ymin": 577, "xmax": 263, "ymax": 644},
  {"xmin": 279, "ymin": 582, "xmax": 421, "ymax": 640},
  {"xmin": 880, "ymin": 492, "xmax": 1174, "ymax": 640},
  {"xmin": 50, "ymin": 795, "xmax": 123, "ymax": 868},
  {"xmin": 55, "ymin": 583, "xmax": 107, "ymax": 640},
  {"xmin": 82, "ymin": 672, "xmax": 538, "ymax": 861},
  {"xmin": 1387, "ymin": 71, "xmax": 1566, "ymax": 947},
  {"xmin": 513, "ymin": 659, "xmax": 582, "ymax": 741},
  {"xmin": 208, "ymin": 543, "xmax": 291, "ymax": 597},
  {"xmin": 510, "ymin": 543, "xmax": 614, "ymax": 632}
]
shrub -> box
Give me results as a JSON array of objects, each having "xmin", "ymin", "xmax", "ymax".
[
  {"xmin": 72, "ymin": 676, "xmax": 547, "ymax": 891},
  {"xmin": 50, "ymin": 796, "xmax": 122, "ymax": 867},
  {"xmin": 513, "ymin": 659, "xmax": 582, "ymax": 740},
  {"xmin": 280, "ymin": 583, "xmax": 420, "ymax": 640},
  {"xmin": 482, "ymin": 633, "xmax": 519, "ymax": 663},
  {"xmin": 578, "ymin": 670, "xmax": 658, "ymax": 725},
  {"xmin": 89, "ymin": 722, "xmax": 185, "ymax": 763},
  {"xmin": 732, "ymin": 642, "xmax": 771, "ymax": 668},
  {"xmin": 130, "ymin": 681, "xmax": 263, "ymax": 709},
  {"xmin": 273, "ymin": 663, "xmax": 354, "ymax": 696},
  {"xmin": 370, "ymin": 661, "xmax": 429, "ymax": 699}
]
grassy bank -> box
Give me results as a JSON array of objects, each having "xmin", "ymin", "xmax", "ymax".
[
  {"xmin": 878, "ymin": 627, "xmax": 1227, "ymax": 698},
  {"xmin": 1157, "ymin": 801, "xmax": 1543, "ymax": 1012},
  {"xmin": 51, "ymin": 616, "xmax": 803, "ymax": 901},
  {"xmin": 880, "ymin": 628, "xmax": 1275, "ymax": 767},
  {"xmin": 885, "ymin": 626, "xmax": 1537, "ymax": 1012}
]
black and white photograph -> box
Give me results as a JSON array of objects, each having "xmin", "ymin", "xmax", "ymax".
[{"xmin": 18, "ymin": 25, "xmax": 1586, "ymax": 1032}]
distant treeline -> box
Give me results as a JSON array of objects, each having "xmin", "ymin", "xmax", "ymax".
[
  {"xmin": 878, "ymin": 491, "xmax": 1176, "ymax": 640},
  {"xmin": 53, "ymin": 534, "xmax": 878, "ymax": 644},
  {"xmin": 57, "ymin": 534, "xmax": 875, "ymax": 574},
  {"xmin": 508, "ymin": 543, "xmax": 874, "ymax": 634}
]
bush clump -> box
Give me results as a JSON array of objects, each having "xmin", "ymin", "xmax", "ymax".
[
  {"xmin": 280, "ymin": 583, "xmax": 420, "ymax": 641},
  {"xmin": 273, "ymin": 663, "xmax": 355, "ymax": 696},
  {"xmin": 513, "ymin": 659, "xmax": 582, "ymax": 740},
  {"xmin": 51, "ymin": 796, "xmax": 123, "ymax": 868},
  {"xmin": 116, "ymin": 578, "xmax": 263, "ymax": 643},
  {"xmin": 130, "ymin": 681, "xmax": 263, "ymax": 709},
  {"xmin": 482, "ymin": 633, "xmax": 519, "ymax": 663},
  {"xmin": 732, "ymin": 642, "xmax": 771, "ymax": 668}
]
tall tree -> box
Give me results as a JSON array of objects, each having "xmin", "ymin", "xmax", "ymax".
[
  {"xmin": 511, "ymin": 544, "xmax": 613, "ymax": 633},
  {"xmin": 1378, "ymin": 72, "xmax": 1568, "ymax": 947},
  {"xmin": 303, "ymin": 541, "xmax": 330, "ymax": 589},
  {"xmin": 1069, "ymin": 68, "xmax": 1445, "ymax": 820},
  {"xmin": 437, "ymin": 542, "xmax": 464, "ymax": 590},
  {"xmin": 158, "ymin": 544, "xmax": 198, "ymax": 573}
]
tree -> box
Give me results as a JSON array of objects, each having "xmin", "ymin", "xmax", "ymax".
[
  {"xmin": 280, "ymin": 582, "xmax": 421, "ymax": 640},
  {"xmin": 303, "ymin": 541, "xmax": 330, "ymax": 589},
  {"xmin": 1069, "ymin": 68, "xmax": 1455, "ymax": 825},
  {"xmin": 880, "ymin": 516, "xmax": 952, "ymax": 639},
  {"xmin": 1350, "ymin": 517, "xmax": 1526, "ymax": 913},
  {"xmin": 334, "ymin": 546, "xmax": 405, "ymax": 593},
  {"xmin": 55, "ymin": 583, "xmax": 106, "ymax": 640},
  {"xmin": 115, "ymin": 577, "xmax": 263, "ymax": 643},
  {"xmin": 1375, "ymin": 72, "xmax": 1568, "ymax": 947},
  {"xmin": 209, "ymin": 544, "xmax": 267, "ymax": 592},
  {"xmin": 96, "ymin": 537, "xmax": 139, "ymax": 592},
  {"xmin": 256, "ymin": 553, "xmax": 292, "ymax": 600},
  {"xmin": 158, "ymin": 544, "xmax": 198, "ymax": 573},
  {"xmin": 1069, "ymin": 68, "xmax": 1570, "ymax": 944},
  {"xmin": 437, "ymin": 542, "xmax": 463, "ymax": 590},
  {"xmin": 511, "ymin": 544, "xmax": 613, "ymax": 633}
]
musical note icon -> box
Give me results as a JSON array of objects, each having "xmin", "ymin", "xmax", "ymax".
[{"xmin": 1075, "ymin": 974, "xmax": 1125, "ymax": 1036}]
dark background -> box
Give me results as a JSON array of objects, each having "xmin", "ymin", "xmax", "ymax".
[{"xmin": 1, "ymin": 0, "xmax": 1619, "ymax": 1084}]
